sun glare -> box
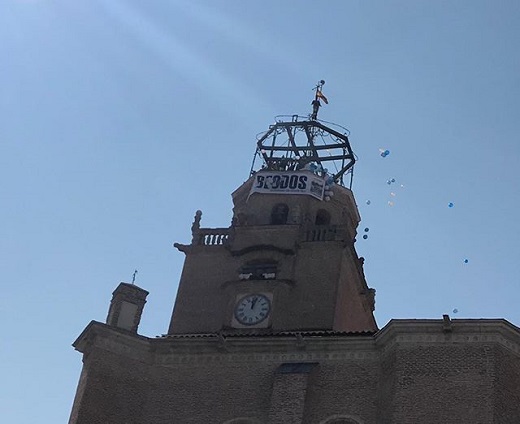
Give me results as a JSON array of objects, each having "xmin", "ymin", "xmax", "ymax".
[{"xmin": 97, "ymin": 0, "xmax": 273, "ymax": 121}]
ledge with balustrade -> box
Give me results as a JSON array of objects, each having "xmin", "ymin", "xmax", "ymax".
[{"xmin": 192, "ymin": 227, "xmax": 232, "ymax": 246}]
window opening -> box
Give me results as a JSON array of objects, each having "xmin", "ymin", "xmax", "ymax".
[
  {"xmin": 239, "ymin": 262, "xmax": 277, "ymax": 280},
  {"xmin": 315, "ymin": 209, "xmax": 331, "ymax": 225},
  {"xmin": 271, "ymin": 203, "xmax": 289, "ymax": 225}
]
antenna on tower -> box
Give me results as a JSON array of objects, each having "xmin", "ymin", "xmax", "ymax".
[{"xmin": 311, "ymin": 79, "xmax": 328, "ymax": 120}]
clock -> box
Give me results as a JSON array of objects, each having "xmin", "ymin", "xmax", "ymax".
[{"xmin": 234, "ymin": 293, "xmax": 271, "ymax": 326}]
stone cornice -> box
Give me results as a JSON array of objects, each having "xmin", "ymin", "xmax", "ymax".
[
  {"xmin": 72, "ymin": 321, "xmax": 152, "ymax": 362},
  {"xmin": 73, "ymin": 322, "xmax": 378, "ymax": 363},
  {"xmin": 375, "ymin": 318, "xmax": 520, "ymax": 355},
  {"xmin": 152, "ymin": 333, "xmax": 380, "ymax": 366},
  {"xmin": 154, "ymin": 333, "xmax": 376, "ymax": 353},
  {"xmin": 72, "ymin": 319, "xmax": 520, "ymax": 366}
]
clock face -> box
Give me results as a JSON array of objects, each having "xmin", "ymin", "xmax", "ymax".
[{"xmin": 234, "ymin": 293, "xmax": 271, "ymax": 326}]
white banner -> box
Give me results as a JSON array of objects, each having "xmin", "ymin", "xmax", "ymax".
[{"xmin": 249, "ymin": 171, "xmax": 325, "ymax": 200}]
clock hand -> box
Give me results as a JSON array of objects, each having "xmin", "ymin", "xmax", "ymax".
[{"xmin": 251, "ymin": 297, "xmax": 258, "ymax": 309}]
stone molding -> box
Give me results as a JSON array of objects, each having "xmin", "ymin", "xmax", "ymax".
[
  {"xmin": 73, "ymin": 321, "xmax": 152, "ymax": 362},
  {"xmin": 375, "ymin": 318, "xmax": 520, "ymax": 355},
  {"xmin": 153, "ymin": 350, "xmax": 380, "ymax": 367},
  {"xmin": 73, "ymin": 319, "xmax": 520, "ymax": 367}
]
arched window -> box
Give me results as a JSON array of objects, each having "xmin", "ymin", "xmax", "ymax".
[
  {"xmin": 319, "ymin": 415, "xmax": 363, "ymax": 424},
  {"xmin": 315, "ymin": 209, "xmax": 331, "ymax": 225},
  {"xmin": 271, "ymin": 203, "xmax": 289, "ymax": 225}
]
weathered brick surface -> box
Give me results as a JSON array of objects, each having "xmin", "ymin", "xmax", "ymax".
[
  {"xmin": 303, "ymin": 360, "xmax": 379, "ymax": 424},
  {"xmin": 143, "ymin": 359, "xmax": 274, "ymax": 423},
  {"xmin": 377, "ymin": 344, "xmax": 397, "ymax": 424},
  {"xmin": 381, "ymin": 344, "xmax": 495, "ymax": 423},
  {"xmin": 268, "ymin": 373, "xmax": 310, "ymax": 423},
  {"xmin": 72, "ymin": 348, "xmax": 151, "ymax": 424},
  {"xmin": 494, "ymin": 345, "xmax": 520, "ymax": 423}
]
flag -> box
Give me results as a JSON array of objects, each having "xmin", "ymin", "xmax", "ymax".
[{"xmin": 316, "ymin": 90, "xmax": 329, "ymax": 104}]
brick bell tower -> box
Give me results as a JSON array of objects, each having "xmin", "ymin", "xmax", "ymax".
[{"xmin": 169, "ymin": 80, "xmax": 377, "ymax": 335}]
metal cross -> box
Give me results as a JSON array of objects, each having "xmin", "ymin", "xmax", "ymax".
[{"xmin": 132, "ymin": 269, "xmax": 138, "ymax": 284}]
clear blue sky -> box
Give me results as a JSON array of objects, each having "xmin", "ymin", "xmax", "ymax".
[{"xmin": 2, "ymin": 1, "xmax": 520, "ymax": 422}]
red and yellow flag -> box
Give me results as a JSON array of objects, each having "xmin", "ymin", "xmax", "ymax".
[{"xmin": 316, "ymin": 90, "xmax": 329, "ymax": 104}]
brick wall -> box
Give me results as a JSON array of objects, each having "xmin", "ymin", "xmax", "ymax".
[
  {"xmin": 494, "ymin": 345, "xmax": 520, "ymax": 422},
  {"xmin": 383, "ymin": 344, "xmax": 495, "ymax": 423},
  {"xmin": 71, "ymin": 347, "xmax": 152, "ymax": 424},
  {"xmin": 303, "ymin": 359, "xmax": 379, "ymax": 424}
]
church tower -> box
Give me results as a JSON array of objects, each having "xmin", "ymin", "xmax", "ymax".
[
  {"xmin": 169, "ymin": 83, "xmax": 376, "ymax": 335},
  {"xmin": 69, "ymin": 83, "xmax": 520, "ymax": 424}
]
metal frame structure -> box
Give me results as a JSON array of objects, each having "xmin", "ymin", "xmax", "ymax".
[{"xmin": 250, "ymin": 115, "xmax": 356, "ymax": 188}]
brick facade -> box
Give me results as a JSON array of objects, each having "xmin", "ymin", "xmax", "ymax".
[{"xmin": 69, "ymin": 319, "xmax": 520, "ymax": 423}]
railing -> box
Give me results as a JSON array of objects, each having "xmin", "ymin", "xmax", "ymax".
[
  {"xmin": 305, "ymin": 225, "xmax": 337, "ymax": 242},
  {"xmin": 193, "ymin": 225, "xmax": 341, "ymax": 245},
  {"xmin": 193, "ymin": 228, "xmax": 230, "ymax": 246}
]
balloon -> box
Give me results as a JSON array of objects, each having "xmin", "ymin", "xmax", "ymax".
[
  {"xmin": 364, "ymin": 227, "xmax": 369, "ymax": 232},
  {"xmin": 463, "ymin": 259, "xmax": 469, "ymax": 264},
  {"xmin": 363, "ymin": 234, "xmax": 368, "ymax": 240},
  {"xmin": 366, "ymin": 200, "xmax": 371, "ymax": 205},
  {"xmin": 448, "ymin": 202, "xmax": 454, "ymax": 208},
  {"xmin": 453, "ymin": 308, "xmax": 459, "ymax": 314}
]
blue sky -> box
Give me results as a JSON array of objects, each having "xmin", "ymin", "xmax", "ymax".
[{"xmin": 1, "ymin": 1, "xmax": 520, "ymax": 422}]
